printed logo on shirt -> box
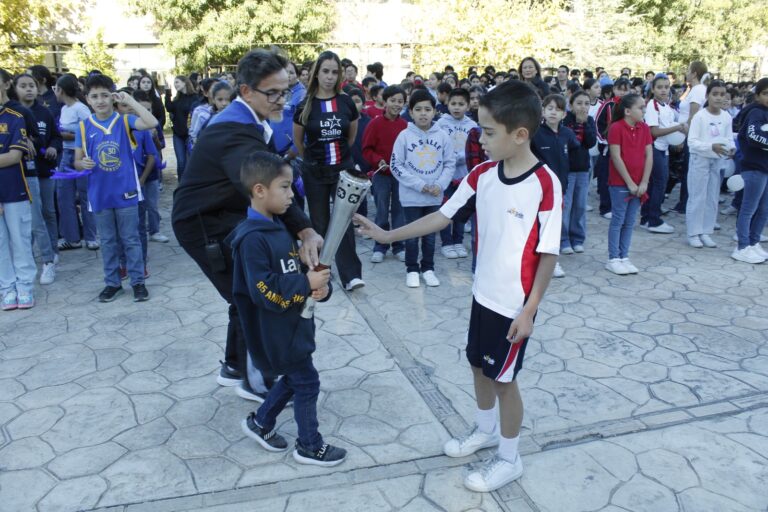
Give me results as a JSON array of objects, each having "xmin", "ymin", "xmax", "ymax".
[
  {"xmin": 0, "ymin": 123, "xmax": 7, "ymax": 134},
  {"xmin": 96, "ymin": 140, "xmax": 122, "ymax": 171},
  {"xmin": 406, "ymin": 138, "xmax": 443, "ymax": 175},
  {"xmin": 319, "ymin": 99, "xmax": 343, "ymax": 165},
  {"xmin": 507, "ymin": 207, "xmax": 525, "ymax": 220}
]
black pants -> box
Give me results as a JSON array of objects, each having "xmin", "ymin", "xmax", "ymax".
[
  {"xmin": 172, "ymin": 215, "xmax": 247, "ymax": 376},
  {"xmin": 302, "ymin": 164, "xmax": 362, "ymax": 287}
]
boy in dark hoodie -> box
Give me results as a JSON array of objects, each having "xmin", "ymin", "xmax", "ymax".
[{"xmin": 228, "ymin": 151, "xmax": 346, "ymax": 467}]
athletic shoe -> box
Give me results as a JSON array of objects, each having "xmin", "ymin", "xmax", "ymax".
[
  {"xmin": 241, "ymin": 413, "xmax": 288, "ymax": 452},
  {"xmin": 443, "ymin": 425, "xmax": 500, "ymax": 458},
  {"xmin": 688, "ymin": 236, "xmax": 704, "ymax": 248},
  {"xmin": 560, "ymin": 246, "xmax": 574, "ymax": 255},
  {"xmin": 441, "ymin": 245, "xmax": 458, "ymax": 259},
  {"xmin": 572, "ymin": 245, "xmax": 585, "ymax": 253},
  {"xmin": 464, "ymin": 454, "xmax": 524, "ymax": 492},
  {"xmin": 150, "ymin": 233, "xmax": 170, "ymax": 243},
  {"xmin": 16, "ymin": 293, "xmax": 34, "ymax": 310},
  {"xmin": 406, "ymin": 272, "xmax": 420, "ymax": 288},
  {"xmin": 370, "ymin": 251, "xmax": 384, "ymax": 263},
  {"xmin": 216, "ymin": 360, "xmax": 243, "ymax": 387},
  {"xmin": 422, "ymin": 270, "xmax": 440, "ymax": 287},
  {"xmin": 647, "ymin": 222, "xmax": 675, "ymax": 234},
  {"xmin": 395, "ymin": 251, "xmax": 406, "ymax": 262},
  {"xmin": 133, "ymin": 284, "xmax": 149, "ymax": 302},
  {"xmin": 235, "ymin": 379, "xmax": 267, "ymax": 403},
  {"xmin": 86, "ymin": 241, "xmax": 100, "ymax": 250},
  {"xmin": 700, "ymin": 234, "xmax": 717, "ymax": 248},
  {"xmin": 40, "ymin": 262, "xmax": 56, "ymax": 285},
  {"xmin": 345, "ymin": 278, "xmax": 365, "ymax": 291},
  {"xmin": 750, "ymin": 244, "xmax": 768, "ymax": 260},
  {"xmin": 721, "ymin": 205, "xmax": 738, "ymax": 215},
  {"xmin": 731, "ymin": 247, "xmax": 764, "ymax": 264},
  {"xmin": 98, "ymin": 286, "xmax": 124, "ymax": 302},
  {"xmin": 293, "ymin": 441, "xmax": 347, "ymax": 467},
  {"xmin": 600, "ymin": 212, "xmax": 612, "ymax": 219},
  {"xmin": 2, "ymin": 291, "xmax": 18, "ymax": 311},
  {"xmin": 454, "ymin": 244, "xmax": 468, "ymax": 258},
  {"xmin": 640, "ymin": 222, "xmax": 649, "ymax": 229},
  {"xmin": 605, "ymin": 259, "xmax": 629, "ymax": 275},
  {"xmin": 57, "ymin": 239, "xmax": 82, "ymax": 250},
  {"xmin": 553, "ymin": 262, "xmax": 565, "ymax": 278},
  {"xmin": 621, "ymin": 259, "xmax": 639, "ymax": 274}
]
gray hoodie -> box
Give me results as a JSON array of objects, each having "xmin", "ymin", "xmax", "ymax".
[
  {"xmin": 434, "ymin": 114, "xmax": 478, "ymax": 180},
  {"xmin": 390, "ymin": 122, "xmax": 456, "ymax": 207}
]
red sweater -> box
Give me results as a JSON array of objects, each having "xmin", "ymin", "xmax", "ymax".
[{"xmin": 362, "ymin": 114, "xmax": 407, "ymax": 176}]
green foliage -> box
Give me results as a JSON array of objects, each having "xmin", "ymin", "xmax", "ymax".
[
  {"xmin": 129, "ymin": 0, "xmax": 337, "ymax": 72},
  {"xmin": 64, "ymin": 29, "xmax": 119, "ymax": 77}
]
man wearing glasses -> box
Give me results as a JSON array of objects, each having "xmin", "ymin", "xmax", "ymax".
[{"xmin": 172, "ymin": 49, "xmax": 323, "ymax": 397}]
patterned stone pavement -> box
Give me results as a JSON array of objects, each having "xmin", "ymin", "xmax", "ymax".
[{"xmin": 1, "ymin": 163, "xmax": 767, "ymax": 511}]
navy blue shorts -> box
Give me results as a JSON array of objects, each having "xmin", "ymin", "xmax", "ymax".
[{"xmin": 466, "ymin": 298, "xmax": 529, "ymax": 382}]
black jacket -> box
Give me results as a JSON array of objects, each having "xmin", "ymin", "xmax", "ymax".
[
  {"xmin": 227, "ymin": 216, "xmax": 331, "ymax": 377},
  {"xmin": 531, "ymin": 122, "xmax": 580, "ymax": 188},
  {"xmin": 164, "ymin": 92, "xmax": 196, "ymax": 138},
  {"xmin": 29, "ymin": 100, "xmax": 63, "ymax": 178},
  {"xmin": 563, "ymin": 113, "xmax": 597, "ymax": 173}
]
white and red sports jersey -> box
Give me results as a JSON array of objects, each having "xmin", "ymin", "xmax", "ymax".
[{"xmin": 440, "ymin": 160, "xmax": 563, "ymax": 318}]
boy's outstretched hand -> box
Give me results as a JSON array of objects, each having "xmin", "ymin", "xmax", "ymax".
[
  {"xmin": 507, "ymin": 312, "xmax": 534, "ymax": 345},
  {"xmin": 353, "ymin": 214, "xmax": 390, "ymax": 244}
]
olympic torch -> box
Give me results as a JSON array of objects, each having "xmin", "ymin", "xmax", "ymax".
[{"xmin": 301, "ymin": 170, "xmax": 372, "ymax": 319}]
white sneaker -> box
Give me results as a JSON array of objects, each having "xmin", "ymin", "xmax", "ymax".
[
  {"xmin": 647, "ymin": 222, "xmax": 675, "ymax": 234},
  {"xmin": 688, "ymin": 236, "xmax": 704, "ymax": 248},
  {"xmin": 86, "ymin": 241, "xmax": 100, "ymax": 251},
  {"xmin": 621, "ymin": 258, "xmax": 639, "ymax": 274},
  {"xmin": 572, "ymin": 245, "xmax": 584, "ymax": 253},
  {"xmin": 560, "ymin": 246, "xmax": 574, "ymax": 255},
  {"xmin": 150, "ymin": 233, "xmax": 170, "ymax": 243},
  {"xmin": 721, "ymin": 205, "xmax": 738, "ymax": 215},
  {"xmin": 731, "ymin": 247, "xmax": 765, "ymax": 264},
  {"xmin": 443, "ymin": 425, "xmax": 500, "ymax": 458},
  {"xmin": 700, "ymin": 234, "xmax": 717, "ymax": 248},
  {"xmin": 586, "ymin": 204, "xmax": 594, "ymax": 212},
  {"xmin": 553, "ymin": 262, "xmax": 565, "ymax": 278},
  {"xmin": 395, "ymin": 251, "xmax": 406, "ymax": 262},
  {"xmin": 345, "ymin": 278, "xmax": 365, "ymax": 291},
  {"xmin": 601, "ymin": 212, "xmax": 612, "ymax": 219},
  {"xmin": 464, "ymin": 223, "xmax": 472, "ymax": 233},
  {"xmin": 464, "ymin": 454, "xmax": 524, "ymax": 492},
  {"xmin": 422, "ymin": 270, "xmax": 440, "ymax": 287},
  {"xmin": 371, "ymin": 251, "xmax": 384, "ymax": 263},
  {"xmin": 750, "ymin": 244, "xmax": 768, "ymax": 259},
  {"xmin": 40, "ymin": 262, "xmax": 56, "ymax": 285},
  {"xmin": 605, "ymin": 258, "xmax": 629, "ymax": 275},
  {"xmin": 406, "ymin": 272, "xmax": 420, "ymax": 288},
  {"xmin": 454, "ymin": 244, "xmax": 468, "ymax": 258},
  {"xmin": 441, "ymin": 246, "xmax": 459, "ymax": 259}
]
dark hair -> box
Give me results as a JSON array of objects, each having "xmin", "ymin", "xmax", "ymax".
[
  {"xmin": 367, "ymin": 62, "xmax": 384, "ymax": 80},
  {"xmin": 754, "ymin": 77, "xmax": 768, "ymax": 96},
  {"xmin": 583, "ymin": 78, "xmax": 598, "ymax": 92},
  {"xmin": 518, "ymin": 57, "xmax": 542, "ymax": 78},
  {"xmin": 133, "ymin": 90, "xmax": 151, "ymax": 103},
  {"xmin": 27, "ymin": 65, "xmax": 56, "ymax": 88},
  {"xmin": 706, "ymin": 79, "xmax": 727, "ymax": 95},
  {"xmin": 614, "ymin": 77, "xmax": 631, "ymax": 90},
  {"xmin": 211, "ymin": 80, "xmax": 233, "ymax": 98},
  {"xmin": 479, "ymin": 80, "xmax": 541, "ymax": 137},
  {"xmin": 436, "ymin": 82, "xmax": 452, "ymax": 95},
  {"xmin": 542, "ymin": 93, "xmax": 566, "ymax": 110},
  {"xmin": 362, "ymin": 76, "xmax": 378, "ymax": 88},
  {"xmin": 612, "ymin": 93, "xmax": 643, "ymax": 123},
  {"xmin": 347, "ymin": 87, "xmax": 365, "ymax": 104},
  {"xmin": 85, "ymin": 74, "xmax": 115, "ymax": 94},
  {"xmin": 583, "ymin": 70, "xmax": 594, "ymax": 79},
  {"xmin": 369, "ymin": 84, "xmax": 384, "ymax": 100},
  {"xmin": 345, "ymin": 63, "xmax": 358, "ymax": 73},
  {"xmin": 558, "ymin": 65, "xmax": 569, "ymax": 73},
  {"xmin": 469, "ymin": 85, "xmax": 486, "ymax": 97},
  {"xmin": 448, "ymin": 87, "xmax": 470, "ymax": 103},
  {"xmin": 382, "ymin": 85, "xmax": 405, "ymax": 102},
  {"xmin": 569, "ymin": 90, "xmax": 589, "ymax": 105},
  {"xmin": 630, "ymin": 77, "xmax": 644, "ymax": 89},
  {"xmin": 484, "ymin": 65, "xmax": 496, "ymax": 75},
  {"xmin": 651, "ymin": 74, "xmax": 670, "ymax": 90},
  {"xmin": 200, "ymin": 78, "xmax": 216, "ymax": 98},
  {"xmin": 409, "ymin": 89, "xmax": 436, "ymax": 110},
  {"xmin": 56, "ymin": 74, "xmax": 80, "ymax": 99},
  {"xmin": 236, "ymin": 49, "xmax": 289, "ymax": 92},
  {"xmin": 567, "ymin": 82, "xmax": 581, "ymax": 94},
  {"xmin": 241, "ymin": 150, "xmax": 291, "ymax": 196}
]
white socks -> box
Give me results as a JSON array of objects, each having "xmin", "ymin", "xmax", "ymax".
[
  {"xmin": 475, "ymin": 404, "xmax": 498, "ymax": 434},
  {"xmin": 498, "ymin": 435, "xmax": 520, "ymax": 463}
]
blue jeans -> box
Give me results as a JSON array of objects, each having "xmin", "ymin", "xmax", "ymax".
[
  {"xmin": 736, "ymin": 170, "xmax": 768, "ymax": 249},
  {"xmin": 255, "ymin": 358, "xmax": 322, "ymax": 452},
  {"xmin": 372, "ymin": 173, "xmax": 404, "ymax": 255},
  {"xmin": 440, "ymin": 182, "xmax": 465, "ymax": 246},
  {"xmin": 137, "ymin": 180, "xmax": 161, "ymax": 263},
  {"xmin": 26, "ymin": 177, "xmax": 55, "ymax": 263},
  {"xmin": 56, "ymin": 149, "xmax": 97, "ymax": 243},
  {"xmin": 173, "ymin": 134, "xmax": 188, "ymax": 180},
  {"xmin": 561, "ymin": 172, "xmax": 589, "ymax": 249},
  {"xmin": 608, "ymin": 186, "xmax": 641, "ymax": 259},
  {"xmin": 38, "ymin": 177, "xmax": 58, "ymax": 254},
  {"xmin": 0, "ymin": 201, "xmax": 35, "ymax": 295},
  {"xmin": 596, "ymin": 152, "xmax": 612, "ymax": 215},
  {"xmin": 641, "ymin": 148, "xmax": 669, "ymax": 227},
  {"xmin": 403, "ymin": 205, "xmax": 439, "ymax": 273},
  {"xmin": 94, "ymin": 206, "xmax": 145, "ymax": 287}
]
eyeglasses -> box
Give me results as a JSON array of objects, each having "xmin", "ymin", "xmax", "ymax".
[{"xmin": 253, "ymin": 87, "xmax": 292, "ymax": 104}]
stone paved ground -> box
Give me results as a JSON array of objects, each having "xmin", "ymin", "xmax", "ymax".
[{"xmin": 1, "ymin": 157, "xmax": 767, "ymax": 512}]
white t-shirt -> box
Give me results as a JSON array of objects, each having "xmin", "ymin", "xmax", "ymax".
[
  {"xmin": 60, "ymin": 102, "xmax": 92, "ymax": 149},
  {"xmin": 644, "ymin": 99, "xmax": 678, "ymax": 152},
  {"xmin": 688, "ymin": 109, "xmax": 735, "ymax": 159},
  {"xmin": 588, "ymin": 100, "xmax": 602, "ymax": 156},
  {"xmin": 440, "ymin": 160, "xmax": 562, "ymax": 318},
  {"xmin": 678, "ymin": 84, "xmax": 706, "ymax": 124}
]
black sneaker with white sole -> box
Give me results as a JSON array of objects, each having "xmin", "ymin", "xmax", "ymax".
[
  {"xmin": 236, "ymin": 378, "xmax": 294, "ymax": 407},
  {"xmin": 98, "ymin": 285, "xmax": 123, "ymax": 302},
  {"xmin": 241, "ymin": 413, "xmax": 288, "ymax": 452},
  {"xmin": 293, "ymin": 441, "xmax": 347, "ymax": 467},
  {"xmin": 216, "ymin": 361, "xmax": 243, "ymax": 387}
]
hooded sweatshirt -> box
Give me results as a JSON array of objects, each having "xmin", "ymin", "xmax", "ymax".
[
  {"xmin": 390, "ymin": 122, "xmax": 456, "ymax": 207},
  {"xmin": 737, "ymin": 102, "xmax": 768, "ymax": 173},
  {"xmin": 434, "ymin": 114, "xmax": 478, "ymax": 181},
  {"xmin": 226, "ymin": 211, "xmax": 331, "ymax": 377}
]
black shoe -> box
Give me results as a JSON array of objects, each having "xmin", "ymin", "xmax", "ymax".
[
  {"xmin": 132, "ymin": 284, "xmax": 149, "ymax": 302},
  {"xmin": 216, "ymin": 360, "xmax": 243, "ymax": 387},
  {"xmin": 241, "ymin": 413, "xmax": 288, "ymax": 452},
  {"xmin": 293, "ymin": 441, "xmax": 347, "ymax": 467},
  {"xmin": 98, "ymin": 286, "xmax": 124, "ymax": 302},
  {"xmin": 235, "ymin": 378, "xmax": 294, "ymax": 407}
]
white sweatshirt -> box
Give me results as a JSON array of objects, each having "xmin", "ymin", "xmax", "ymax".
[{"xmin": 688, "ymin": 108, "xmax": 735, "ymax": 159}]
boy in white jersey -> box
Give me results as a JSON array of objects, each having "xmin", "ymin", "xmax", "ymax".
[{"xmin": 355, "ymin": 80, "xmax": 562, "ymax": 492}]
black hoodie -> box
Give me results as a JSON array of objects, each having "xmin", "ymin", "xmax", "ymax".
[{"xmin": 226, "ymin": 215, "xmax": 331, "ymax": 377}]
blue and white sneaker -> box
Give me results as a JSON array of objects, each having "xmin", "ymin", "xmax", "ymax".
[
  {"xmin": 16, "ymin": 293, "xmax": 34, "ymax": 310},
  {"xmin": 2, "ymin": 291, "xmax": 17, "ymax": 311}
]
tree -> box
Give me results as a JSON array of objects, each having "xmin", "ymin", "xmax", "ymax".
[
  {"xmin": 64, "ymin": 29, "xmax": 119, "ymax": 77},
  {"xmin": 129, "ymin": 0, "xmax": 337, "ymax": 72}
]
